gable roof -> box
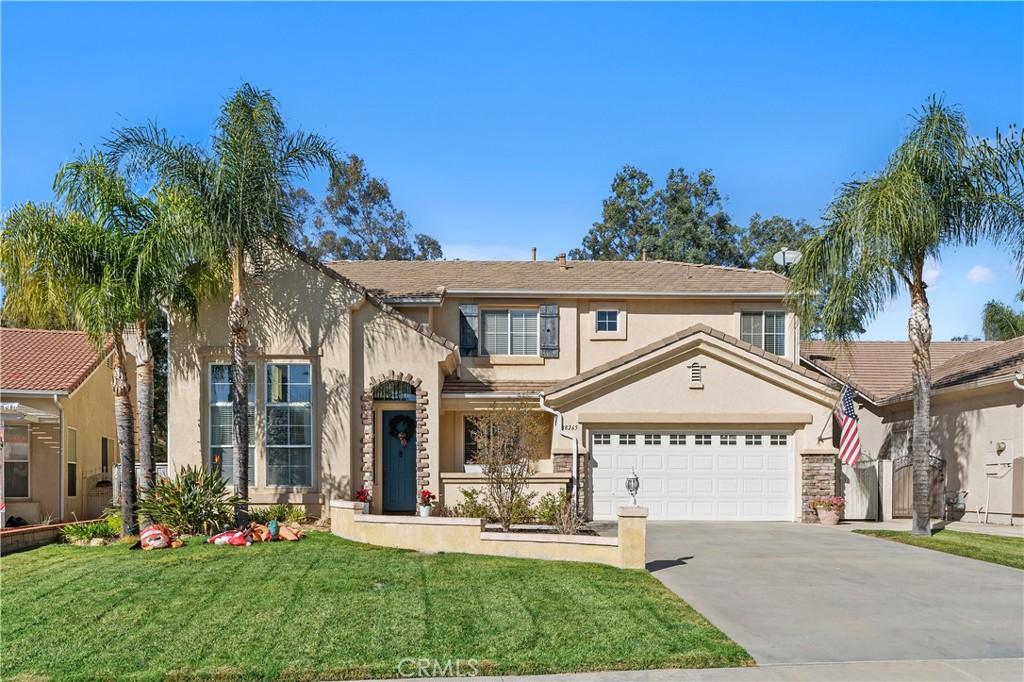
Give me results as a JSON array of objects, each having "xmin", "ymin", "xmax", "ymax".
[
  {"xmin": 275, "ymin": 239, "xmax": 458, "ymax": 353},
  {"xmin": 327, "ymin": 259, "xmax": 790, "ymax": 298},
  {"xmin": 800, "ymin": 340, "xmax": 1002, "ymax": 403},
  {"xmin": 546, "ymin": 323, "xmax": 837, "ymax": 397},
  {"xmin": 0, "ymin": 328, "xmax": 111, "ymax": 393},
  {"xmin": 882, "ymin": 336, "xmax": 1024, "ymax": 403}
]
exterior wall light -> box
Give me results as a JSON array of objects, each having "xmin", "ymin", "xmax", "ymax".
[{"xmin": 625, "ymin": 468, "xmax": 640, "ymax": 506}]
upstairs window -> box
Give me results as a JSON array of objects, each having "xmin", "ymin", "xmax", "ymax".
[
  {"xmin": 481, "ymin": 309, "xmax": 538, "ymax": 356},
  {"xmin": 741, "ymin": 311, "xmax": 786, "ymax": 356},
  {"xmin": 596, "ymin": 310, "xmax": 619, "ymax": 332}
]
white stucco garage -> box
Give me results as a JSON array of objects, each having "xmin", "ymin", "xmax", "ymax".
[{"xmin": 590, "ymin": 430, "xmax": 794, "ymax": 520}]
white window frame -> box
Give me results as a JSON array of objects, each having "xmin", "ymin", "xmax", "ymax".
[
  {"xmin": 589, "ymin": 302, "xmax": 627, "ymax": 340},
  {"xmin": 3, "ymin": 424, "xmax": 31, "ymax": 500},
  {"xmin": 480, "ymin": 307, "xmax": 540, "ymax": 357},
  {"xmin": 264, "ymin": 361, "xmax": 314, "ymax": 489},
  {"xmin": 739, "ymin": 310, "xmax": 787, "ymax": 357},
  {"xmin": 208, "ymin": 362, "xmax": 256, "ymax": 487},
  {"xmin": 66, "ymin": 427, "xmax": 78, "ymax": 498}
]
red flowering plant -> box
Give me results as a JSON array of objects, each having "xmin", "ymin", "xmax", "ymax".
[
  {"xmin": 809, "ymin": 496, "xmax": 845, "ymax": 511},
  {"xmin": 418, "ymin": 490, "xmax": 436, "ymax": 508},
  {"xmin": 355, "ymin": 488, "xmax": 371, "ymax": 503}
]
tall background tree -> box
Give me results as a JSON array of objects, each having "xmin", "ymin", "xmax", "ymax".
[
  {"xmin": 571, "ymin": 165, "xmax": 820, "ymax": 271},
  {"xmin": 294, "ymin": 154, "xmax": 443, "ymax": 261},
  {"xmin": 982, "ymin": 290, "xmax": 1024, "ymax": 340},
  {"xmin": 788, "ymin": 97, "xmax": 1024, "ymax": 536},
  {"xmin": 109, "ymin": 84, "xmax": 337, "ymax": 515}
]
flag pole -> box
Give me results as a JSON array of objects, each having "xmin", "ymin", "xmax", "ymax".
[{"xmin": 816, "ymin": 387, "xmax": 844, "ymax": 444}]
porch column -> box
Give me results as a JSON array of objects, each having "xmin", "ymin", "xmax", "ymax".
[{"xmin": 800, "ymin": 450, "xmax": 838, "ymax": 522}]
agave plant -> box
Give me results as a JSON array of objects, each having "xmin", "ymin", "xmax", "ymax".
[{"xmin": 137, "ymin": 466, "xmax": 243, "ymax": 535}]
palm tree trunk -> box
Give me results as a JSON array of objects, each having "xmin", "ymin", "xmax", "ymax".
[
  {"xmin": 135, "ymin": 318, "xmax": 156, "ymax": 491},
  {"xmin": 229, "ymin": 248, "xmax": 250, "ymax": 523},
  {"xmin": 908, "ymin": 280, "xmax": 933, "ymax": 536},
  {"xmin": 112, "ymin": 333, "xmax": 139, "ymax": 537}
]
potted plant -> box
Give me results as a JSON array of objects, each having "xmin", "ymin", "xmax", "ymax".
[
  {"xmin": 810, "ymin": 496, "xmax": 845, "ymax": 525},
  {"xmin": 418, "ymin": 490, "xmax": 436, "ymax": 518},
  {"xmin": 355, "ymin": 488, "xmax": 371, "ymax": 514}
]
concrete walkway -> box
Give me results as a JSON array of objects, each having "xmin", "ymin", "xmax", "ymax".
[
  {"xmin": 839, "ymin": 519, "xmax": 1023, "ymax": 538},
  {"xmin": 644, "ymin": 522, "xmax": 1024, "ymax": 665},
  {"xmin": 403, "ymin": 658, "xmax": 1024, "ymax": 681}
]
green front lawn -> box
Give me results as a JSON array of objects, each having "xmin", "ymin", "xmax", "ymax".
[
  {"xmin": 854, "ymin": 529, "xmax": 1024, "ymax": 570},
  {"xmin": 1, "ymin": 532, "xmax": 750, "ymax": 680}
]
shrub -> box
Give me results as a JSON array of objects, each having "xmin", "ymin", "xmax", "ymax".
[
  {"xmin": 535, "ymin": 491, "xmax": 566, "ymax": 525},
  {"xmin": 61, "ymin": 520, "xmax": 117, "ymax": 542},
  {"xmin": 452, "ymin": 488, "xmax": 496, "ymax": 521},
  {"xmin": 104, "ymin": 508, "xmax": 122, "ymax": 536},
  {"xmin": 248, "ymin": 503, "xmax": 307, "ymax": 525},
  {"xmin": 137, "ymin": 466, "xmax": 242, "ymax": 535}
]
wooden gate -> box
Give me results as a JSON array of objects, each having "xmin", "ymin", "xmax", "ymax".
[{"xmin": 892, "ymin": 454, "xmax": 944, "ymax": 518}]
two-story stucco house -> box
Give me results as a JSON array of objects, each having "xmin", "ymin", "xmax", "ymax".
[{"xmin": 166, "ymin": 243, "xmax": 840, "ymax": 522}]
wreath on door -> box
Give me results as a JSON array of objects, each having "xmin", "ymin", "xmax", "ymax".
[{"xmin": 388, "ymin": 414, "xmax": 415, "ymax": 449}]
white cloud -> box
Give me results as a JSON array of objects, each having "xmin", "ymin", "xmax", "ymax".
[
  {"xmin": 966, "ymin": 264, "xmax": 994, "ymax": 284},
  {"xmin": 922, "ymin": 258, "xmax": 942, "ymax": 286},
  {"xmin": 442, "ymin": 244, "xmax": 536, "ymax": 261}
]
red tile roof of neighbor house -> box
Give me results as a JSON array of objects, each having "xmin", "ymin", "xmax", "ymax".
[
  {"xmin": 327, "ymin": 259, "xmax": 790, "ymax": 297},
  {"xmin": 883, "ymin": 336, "xmax": 1024, "ymax": 403},
  {"xmin": 0, "ymin": 328, "xmax": 110, "ymax": 393},
  {"xmin": 800, "ymin": 339, "xmax": 1016, "ymax": 403}
]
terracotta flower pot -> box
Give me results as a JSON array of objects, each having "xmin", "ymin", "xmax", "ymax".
[{"xmin": 816, "ymin": 508, "xmax": 841, "ymax": 526}]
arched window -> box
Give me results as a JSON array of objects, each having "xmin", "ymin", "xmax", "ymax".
[{"xmin": 372, "ymin": 380, "xmax": 417, "ymax": 401}]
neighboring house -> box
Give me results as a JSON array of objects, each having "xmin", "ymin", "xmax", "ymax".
[
  {"xmin": 0, "ymin": 328, "xmax": 131, "ymax": 524},
  {"xmin": 801, "ymin": 338, "xmax": 1024, "ymax": 524},
  {"xmin": 167, "ymin": 243, "xmax": 842, "ymax": 522}
]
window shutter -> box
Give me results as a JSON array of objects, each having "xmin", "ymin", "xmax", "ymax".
[
  {"xmin": 539, "ymin": 303, "xmax": 559, "ymax": 358},
  {"xmin": 458, "ymin": 303, "xmax": 479, "ymax": 357}
]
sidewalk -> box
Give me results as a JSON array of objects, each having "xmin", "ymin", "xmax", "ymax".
[
  {"xmin": 400, "ymin": 658, "xmax": 1023, "ymax": 681},
  {"xmin": 838, "ymin": 520, "xmax": 1023, "ymax": 538}
]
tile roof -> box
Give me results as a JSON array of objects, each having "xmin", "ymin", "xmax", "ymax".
[
  {"xmin": 546, "ymin": 323, "xmax": 837, "ymax": 396},
  {"xmin": 327, "ymin": 259, "xmax": 790, "ymax": 298},
  {"xmin": 883, "ymin": 336, "xmax": 1024, "ymax": 403},
  {"xmin": 0, "ymin": 328, "xmax": 110, "ymax": 393},
  {"xmin": 442, "ymin": 378, "xmax": 557, "ymax": 395},
  {"xmin": 800, "ymin": 340, "xmax": 1003, "ymax": 402}
]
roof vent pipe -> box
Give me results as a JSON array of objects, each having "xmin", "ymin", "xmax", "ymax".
[
  {"xmin": 641, "ymin": 248, "xmax": 648, "ymax": 262},
  {"xmin": 531, "ymin": 247, "xmax": 537, "ymax": 261}
]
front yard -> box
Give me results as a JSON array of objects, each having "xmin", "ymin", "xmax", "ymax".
[
  {"xmin": 854, "ymin": 529, "xmax": 1024, "ymax": 570},
  {"xmin": 1, "ymin": 532, "xmax": 750, "ymax": 680}
]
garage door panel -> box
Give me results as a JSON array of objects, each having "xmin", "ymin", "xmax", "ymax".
[{"xmin": 591, "ymin": 430, "xmax": 794, "ymax": 521}]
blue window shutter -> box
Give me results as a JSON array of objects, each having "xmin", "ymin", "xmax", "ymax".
[
  {"xmin": 539, "ymin": 303, "xmax": 559, "ymax": 358},
  {"xmin": 458, "ymin": 303, "xmax": 479, "ymax": 357}
]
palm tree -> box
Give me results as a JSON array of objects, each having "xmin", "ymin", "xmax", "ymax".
[
  {"xmin": 982, "ymin": 290, "xmax": 1024, "ymax": 340},
  {"xmin": 2, "ymin": 154, "xmax": 201, "ymax": 535},
  {"xmin": 107, "ymin": 84, "xmax": 336, "ymax": 513},
  {"xmin": 788, "ymin": 97, "xmax": 1024, "ymax": 536}
]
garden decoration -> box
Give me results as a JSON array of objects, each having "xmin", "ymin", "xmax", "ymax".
[
  {"xmin": 419, "ymin": 489, "xmax": 436, "ymax": 517},
  {"xmin": 139, "ymin": 523, "xmax": 182, "ymax": 550},
  {"xmin": 810, "ymin": 496, "xmax": 846, "ymax": 526},
  {"xmin": 389, "ymin": 414, "xmax": 415, "ymax": 448}
]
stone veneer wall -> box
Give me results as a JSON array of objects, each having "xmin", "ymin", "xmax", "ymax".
[
  {"xmin": 801, "ymin": 452, "xmax": 838, "ymax": 522},
  {"xmin": 361, "ymin": 373, "xmax": 430, "ymax": 499},
  {"xmin": 553, "ymin": 452, "xmax": 587, "ymax": 516}
]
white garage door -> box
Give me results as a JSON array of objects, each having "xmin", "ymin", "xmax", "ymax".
[{"xmin": 590, "ymin": 430, "xmax": 794, "ymax": 521}]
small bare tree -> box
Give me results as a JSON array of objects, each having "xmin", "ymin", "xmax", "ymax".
[{"xmin": 469, "ymin": 402, "xmax": 546, "ymax": 531}]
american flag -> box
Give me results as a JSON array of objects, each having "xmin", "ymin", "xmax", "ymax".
[{"xmin": 835, "ymin": 385, "xmax": 862, "ymax": 466}]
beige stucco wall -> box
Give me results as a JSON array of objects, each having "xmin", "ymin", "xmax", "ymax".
[
  {"xmin": 330, "ymin": 500, "xmax": 648, "ymax": 569},
  {"xmin": 167, "ymin": 247, "xmax": 453, "ymax": 517},
  {"xmin": 855, "ymin": 382, "xmax": 1023, "ymax": 522},
  {"xmin": 420, "ymin": 296, "xmax": 797, "ymax": 386}
]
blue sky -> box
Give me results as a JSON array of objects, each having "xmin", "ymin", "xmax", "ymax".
[{"xmin": 2, "ymin": 2, "xmax": 1021, "ymax": 340}]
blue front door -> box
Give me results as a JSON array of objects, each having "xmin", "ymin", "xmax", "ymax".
[{"xmin": 382, "ymin": 410, "xmax": 417, "ymax": 512}]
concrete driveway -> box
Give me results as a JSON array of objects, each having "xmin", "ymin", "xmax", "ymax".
[{"xmin": 645, "ymin": 522, "xmax": 1024, "ymax": 665}]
